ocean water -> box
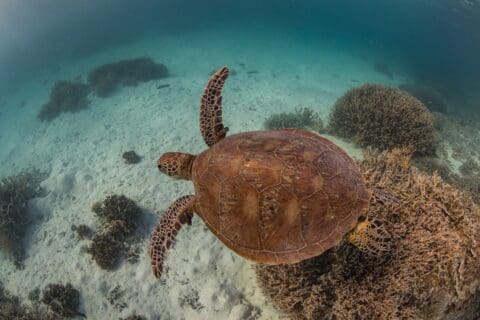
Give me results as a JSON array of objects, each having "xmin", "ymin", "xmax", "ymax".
[{"xmin": 0, "ymin": 1, "xmax": 479, "ymax": 319}]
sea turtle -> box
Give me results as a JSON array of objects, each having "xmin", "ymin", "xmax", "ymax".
[{"xmin": 150, "ymin": 66, "xmax": 391, "ymax": 278}]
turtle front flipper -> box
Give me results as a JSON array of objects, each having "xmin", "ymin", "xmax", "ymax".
[
  {"xmin": 347, "ymin": 217, "xmax": 392, "ymax": 256},
  {"xmin": 200, "ymin": 66, "xmax": 230, "ymax": 147},
  {"xmin": 150, "ymin": 195, "xmax": 196, "ymax": 278}
]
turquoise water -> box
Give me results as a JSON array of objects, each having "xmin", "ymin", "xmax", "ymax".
[{"xmin": 0, "ymin": 1, "xmax": 479, "ymax": 319}]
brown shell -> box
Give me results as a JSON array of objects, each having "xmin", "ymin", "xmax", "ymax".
[{"xmin": 192, "ymin": 128, "xmax": 369, "ymax": 264}]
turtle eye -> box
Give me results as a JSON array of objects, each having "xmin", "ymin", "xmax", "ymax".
[{"xmin": 157, "ymin": 159, "xmax": 168, "ymax": 174}]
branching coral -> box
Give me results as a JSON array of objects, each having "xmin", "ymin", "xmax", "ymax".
[
  {"xmin": 0, "ymin": 171, "xmax": 43, "ymax": 267},
  {"xmin": 87, "ymin": 57, "xmax": 168, "ymax": 97},
  {"xmin": 328, "ymin": 84, "xmax": 436, "ymax": 155},
  {"xmin": 264, "ymin": 107, "xmax": 324, "ymax": 132},
  {"xmin": 0, "ymin": 282, "xmax": 61, "ymax": 320},
  {"xmin": 41, "ymin": 283, "xmax": 84, "ymax": 318},
  {"xmin": 37, "ymin": 80, "xmax": 90, "ymax": 121},
  {"xmin": 414, "ymin": 113, "xmax": 480, "ymax": 204},
  {"xmin": 72, "ymin": 224, "xmax": 94, "ymax": 240},
  {"xmin": 255, "ymin": 148, "xmax": 480, "ymax": 320},
  {"xmin": 87, "ymin": 195, "xmax": 142, "ymax": 269}
]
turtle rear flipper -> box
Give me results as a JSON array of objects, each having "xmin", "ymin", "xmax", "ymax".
[
  {"xmin": 150, "ymin": 195, "xmax": 196, "ymax": 278},
  {"xmin": 200, "ymin": 66, "xmax": 229, "ymax": 147},
  {"xmin": 347, "ymin": 218, "xmax": 391, "ymax": 256}
]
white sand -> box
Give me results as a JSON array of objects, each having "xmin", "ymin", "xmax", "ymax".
[{"xmin": 0, "ymin": 27, "xmax": 402, "ymax": 319}]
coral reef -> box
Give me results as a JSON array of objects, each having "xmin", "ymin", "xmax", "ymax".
[
  {"xmin": 87, "ymin": 195, "xmax": 142, "ymax": 269},
  {"xmin": 255, "ymin": 148, "xmax": 480, "ymax": 320},
  {"xmin": 72, "ymin": 224, "xmax": 94, "ymax": 240},
  {"xmin": 413, "ymin": 112, "xmax": 480, "ymax": 204},
  {"xmin": 399, "ymin": 83, "xmax": 448, "ymax": 113},
  {"xmin": 0, "ymin": 171, "xmax": 43, "ymax": 267},
  {"xmin": 87, "ymin": 57, "xmax": 168, "ymax": 97},
  {"xmin": 328, "ymin": 84, "xmax": 436, "ymax": 155},
  {"xmin": 37, "ymin": 80, "xmax": 90, "ymax": 121},
  {"xmin": 264, "ymin": 107, "xmax": 323, "ymax": 132},
  {"xmin": 0, "ymin": 282, "xmax": 61, "ymax": 320},
  {"xmin": 41, "ymin": 283, "xmax": 84, "ymax": 318},
  {"xmin": 122, "ymin": 150, "xmax": 141, "ymax": 164}
]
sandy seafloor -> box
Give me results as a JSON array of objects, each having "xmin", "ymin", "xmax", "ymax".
[{"xmin": 0, "ymin": 27, "xmax": 408, "ymax": 319}]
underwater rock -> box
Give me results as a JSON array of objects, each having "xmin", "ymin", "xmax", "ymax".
[
  {"xmin": 263, "ymin": 107, "xmax": 323, "ymax": 132},
  {"xmin": 37, "ymin": 80, "xmax": 90, "ymax": 121},
  {"xmin": 88, "ymin": 57, "xmax": 168, "ymax": 97},
  {"xmin": 157, "ymin": 84, "xmax": 170, "ymax": 90},
  {"xmin": 119, "ymin": 316, "xmax": 147, "ymax": 320},
  {"xmin": 399, "ymin": 83, "xmax": 448, "ymax": 113},
  {"xmin": 328, "ymin": 84, "xmax": 436, "ymax": 155},
  {"xmin": 122, "ymin": 150, "xmax": 141, "ymax": 164},
  {"xmin": 255, "ymin": 148, "xmax": 480, "ymax": 320}
]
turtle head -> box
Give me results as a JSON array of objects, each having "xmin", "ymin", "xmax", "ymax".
[{"xmin": 157, "ymin": 152, "xmax": 195, "ymax": 180}]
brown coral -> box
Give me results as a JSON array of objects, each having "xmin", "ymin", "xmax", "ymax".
[
  {"xmin": 87, "ymin": 195, "xmax": 142, "ymax": 270},
  {"xmin": 255, "ymin": 148, "xmax": 480, "ymax": 320},
  {"xmin": 0, "ymin": 171, "xmax": 43, "ymax": 267},
  {"xmin": 87, "ymin": 57, "xmax": 168, "ymax": 97},
  {"xmin": 328, "ymin": 84, "xmax": 436, "ymax": 155},
  {"xmin": 37, "ymin": 80, "xmax": 90, "ymax": 121}
]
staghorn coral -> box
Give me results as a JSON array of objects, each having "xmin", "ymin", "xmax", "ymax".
[
  {"xmin": 87, "ymin": 231, "xmax": 124, "ymax": 269},
  {"xmin": 264, "ymin": 107, "xmax": 324, "ymax": 132},
  {"xmin": 328, "ymin": 84, "xmax": 436, "ymax": 155},
  {"xmin": 0, "ymin": 282, "xmax": 61, "ymax": 320},
  {"xmin": 255, "ymin": 148, "xmax": 480, "ymax": 320},
  {"xmin": 41, "ymin": 283, "xmax": 84, "ymax": 318},
  {"xmin": 0, "ymin": 171, "xmax": 43, "ymax": 267},
  {"xmin": 88, "ymin": 57, "xmax": 168, "ymax": 97},
  {"xmin": 87, "ymin": 195, "xmax": 142, "ymax": 269},
  {"xmin": 37, "ymin": 80, "xmax": 90, "ymax": 121},
  {"xmin": 72, "ymin": 224, "xmax": 94, "ymax": 240},
  {"xmin": 414, "ymin": 112, "xmax": 480, "ymax": 204}
]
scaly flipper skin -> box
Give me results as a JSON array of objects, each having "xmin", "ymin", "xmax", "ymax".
[
  {"xmin": 347, "ymin": 218, "xmax": 392, "ymax": 256},
  {"xmin": 200, "ymin": 66, "xmax": 229, "ymax": 147},
  {"xmin": 150, "ymin": 195, "xmax": 196, "ymax": 278}
]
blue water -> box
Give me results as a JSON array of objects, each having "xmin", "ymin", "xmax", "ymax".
[
  {"xmin": 1, "ymin": 0, "xmax": 479, "ymax": 113},
  {"xmin": 0, "ymin": 1, "xmax": 479, "ymax": 319}
]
